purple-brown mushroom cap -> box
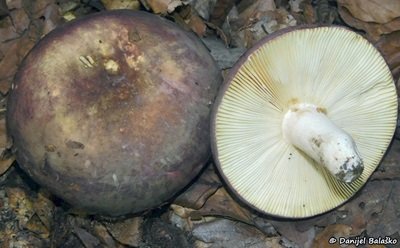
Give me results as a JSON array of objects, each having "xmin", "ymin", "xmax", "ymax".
[{"xmin": 7, "ymin": 10, "xmax": 222, "ymax": 216}]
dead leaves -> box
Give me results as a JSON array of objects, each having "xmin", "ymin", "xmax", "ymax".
[
  {"xmin": 312, "ymin": 224, "xmax": 352, "ymax": 248},
  {"xmin": 338, "ymin": 0, "xmax": 400, "ymax": 24},
  {"xmin": 192, "ymin": 218, "xmax": 282, "ymax": 248},
  {"xmin": 141, "ymin": 0, "xmax": 299, "ymax": 47},
  {"xmin": 168, "ymin": 140, "xmax": 400, "ymax": 247},
  {"xmin": 189, "ymin": 188, "xmax": 253, "ymax": 225},
  {"xmin": 375, "ymin": 31, "xmax": 400, "ymax": 81},
  {"xmin": 371, "ymin": 139, "xmax": 400, "ymax": 180},
  {"xmin": 336, "ymin": 0, "xmax": 400, "ymax": 99},
  {"xmin": 338, "ymin": 5, "xmax": 400, "ymax": 42},
  {"xmin": 0, "ymin": 0, "xmax": 64, "ymax": 96},
  {"xmin": 173, "ymin": 5, "xmax": 208, "ymax": 36},
  {"xmin": 140, "ymin": 0, "xmax": 183, "ymax": 14},
  {"xmin": 222, "ymin": 0, "xmax": 297, "ymax": 48},
  {"xmin": 0, "ymin": 156, "xmax": 14, "ymax": 176},
  {"xmin": 0, "ymin": 188, "xmax": 54, "ymax": 245},
  {"xmin": 101, "ymin": 0, "xmax": 141, "ymax": 10},
  {"xmin": 0, "ymin": 118, "xmax": 14, "ymax": 177},
  {"xmin": 339, "ymin": 180, "xmax": 400, "ymax": 237},
  {"xmin": 174, "ymin": 165, "xmax": 221, "ymax": 210},
  {"xmin": 201, "ymin": 37, "xmax": 246, "ymax": 69},
  {"xmin": 104, "ymin": 217, "xmax": 143, "ymax": 246},
  {"xmin": 0, "ymin": 0, "xmax": 8, "ymax": 16}
]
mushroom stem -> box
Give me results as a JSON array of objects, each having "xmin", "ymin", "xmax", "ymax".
[{"xmin": 282, "ymin": 103, "xmax": 363, "ymax": 183}]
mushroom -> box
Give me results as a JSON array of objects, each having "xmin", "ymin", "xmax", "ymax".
[
  {"xmin": 211, "ymin": 26, "xmax": 398, "ymax": 218},
  {"xmin": 7, "ymin": 10, "xmax": 222, "ymax": 216}
]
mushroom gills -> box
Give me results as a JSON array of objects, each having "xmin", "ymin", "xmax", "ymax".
[{"xmin": 282, "ymin": 103, "xmax": 363, "ymax": 183}]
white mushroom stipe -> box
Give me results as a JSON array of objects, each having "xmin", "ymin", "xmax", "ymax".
[
  {"xmin": 212, "ymin": 26, "xmax": 398, "ymax": 218},
  {"xmin": 282, "ymin": 103, "xmax": 363, "ymax": 183}
]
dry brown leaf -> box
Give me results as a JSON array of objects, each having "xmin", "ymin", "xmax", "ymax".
[
  {"xmin": 57, "ymin": 0, "xmax": 79, "ymax": 14},
  {"xmin": 174, "ymin": 5, "xmax": 208, "ymax": 36},
  {"xmin": 275, "ymin": 8, "xmax": 297, "ymax": 29},
  {"xmin": 25, "ymin": 214, "xmax": 50, "ymax": 239},
  {"xmin": 338, "ymin": 2, "xmax": 400, "ymax": 41},
  {"xmin": 367, "ymin": 182, "xmax": 400, "ymax": 236},
  {"xmin": 337, "ymin": 0, "xmax": 400, "ymax": 24},
  {"xmin": 0, "ymin": 79, "xmax": 12, "ymax": 95},
  {"xmin": 337, "ymin": 180, "xmax": 400, "ymax": 236},
  {"xmin": 0, "ymin": 228, "xmax": 16, "ymax": 248},
  {"xmin": 315, "ymin": 0, "xmax": 337, "ymax": 24},
  {"xmin": 101, "ymin": 0, "xmax": 141, "ymax": 10},
  {"xmin": 73, "ymin": 226, "xmax": 101, "ymax": 247},
  {"xmin": 266, "ymin": 158, "xmax": 400, "ymax": 246},
  {"xmin": 188, "ymin": 12, "xmax": 207, "ymax": 36},
  {"xmin": 290, "ymin": 212, "xmax": 337, "ymax": 233},
  {"xmin": 209, "ymin": 0, "xmax": 235, "ymax": 27},
  {"xmin": 268, "ymin": 219, "xmax": 318, "ymax": 247},
  {"xmin": 289, "ymin": 0, "xmax": 303, "ymax": 13},
  {"xmin": 49, "ymin": 212, "xmax": 90, "ymax": 247},
  {"xmin": 0, "ymin": 118, "xmax": 9, "ymax": 150},
  {"xmin": 9, "ymin": 8, "xmax": 30, "ymax": 34},
  {"xmin": 0, "ymin": 41, "xmax": 19, "ymax": 85},
  {"xmin": 1, "ymin": 188, "xmax": 53, "ymax": 243},
  {"xmin": 0, "ymin": 156, "xmax": 15, "ymax": 176},
  {"xmin": 0, "ymin": 0, "xmax": 8, "ymax": 16},
  {"xmin": 0, "ymin": 16, "xmax": 19, "ymax": 42},
  {"xmin": 302, "ymin": 2, "xmax": 316, "ymax": 24},
  {"xmin": 290, "ymin": 0, "xmax": 316, "ymax": 25},
  {"xmin": 105, "ymin": 217, "xmax": 143, "ymax": 246},
  {"xmin": 371, "ymin": 139, "xmax": 400, "ymax": 180},
  {"xmin": 173, "ymin": 165, "xmax": 221, "ymax": 210},
  {"xmin": 93, "ymin": 223, "xmax": 119, "ymax": 248},
  {"xmin": 140, "ymin": 0, "xmax": 183, "ymax": 14},
  {"xmin": 189, "ymin": 0, "xmax": 217, "ymax": 21},
  {"xmin": 14, "ymin": 0, "xmax": 63, "ymax": 37},
  {"xmin": 40, "ymin": 3, "xmax": 62, "ymax": 36},
  {"xmin": 1, "ymin": 9, "xmax": 41, "ymax": 78},
  {"xmin": 26, "ymin": 0, "xmax": 55, "ymax": 19},
  {"xmin": 32, "ymin": 191, "xmax": 55, "ymax": 230},
  {"xmin": 312, "ymin": 224, "xmax": 352, "ymax": 248},
  {"xmin": 171, "ymin": 178, "xmax": 259, "ymax": 234},
  {"xmin": 169, "ymin": 204, "xmax": 200, "ymax": 232},
  {"xmin": 5, "ymin": 187, "xmax": 36, "ymax": 228},
  {"xmin": 0, "ymin": 16, "xmax": 40, "ymax": 95},
  {"xmin": 0, "ymin": 38, "xmax": 35, "ymax": 95},
  {"xmin": 236, "ymin": 0, "xmax": 276, "ymax": 23},
  {"xmin": 142, "ymin": 217, "xmax": 191, "ymax": 247},
  {"xmin": 192, "ymin": 218, "xmax": 282, "ymax": 248},
  {"xmin": 5, "ymin": 0, "xmax": 23, "ymax": 10},
  {"xmin": 170, "ymin": 204, "xmax": 195, "ymax": 219},
  {"xmin": 205, "ymin": 21, "xmax": 229, "ymax": 45},
  {"xmin": 375, "ymin": 31, "xmax": 400, "ymax": 81},
  {"xmin": 0, "ymin": 227, "xmax": 48, "ymax": 247},
  {"xmin": 223, "ymin": 0, "xmax": 299, "ymax": 48},
  {"xmin": 190, "ymin": 187, "xmax": 253, "ymax": 225}
]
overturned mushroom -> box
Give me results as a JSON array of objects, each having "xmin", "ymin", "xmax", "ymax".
[
  {"xmin": 7, "ymin": 10, "xmax": 222, "ymax": 216},
  {"xmin": 211, "ymin": 26, "xmax": 398, "ymax": 218}
]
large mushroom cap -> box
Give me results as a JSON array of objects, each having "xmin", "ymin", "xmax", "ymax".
[
  {"xmin": 212, "ymin": 26, "xmax": 398, "ymax": 218},
  {"xmin": 7, "ymin": 10, "xmax": 221, "ymax": 216}
]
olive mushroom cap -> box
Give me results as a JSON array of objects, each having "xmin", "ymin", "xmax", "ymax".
[
  {"xmin": 7, "ymin": 10, "xmax": 221, "ymax": 216},
  {"xmin": 211, "ymin": 26, "xmax": 398, "ymax": 218}
]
